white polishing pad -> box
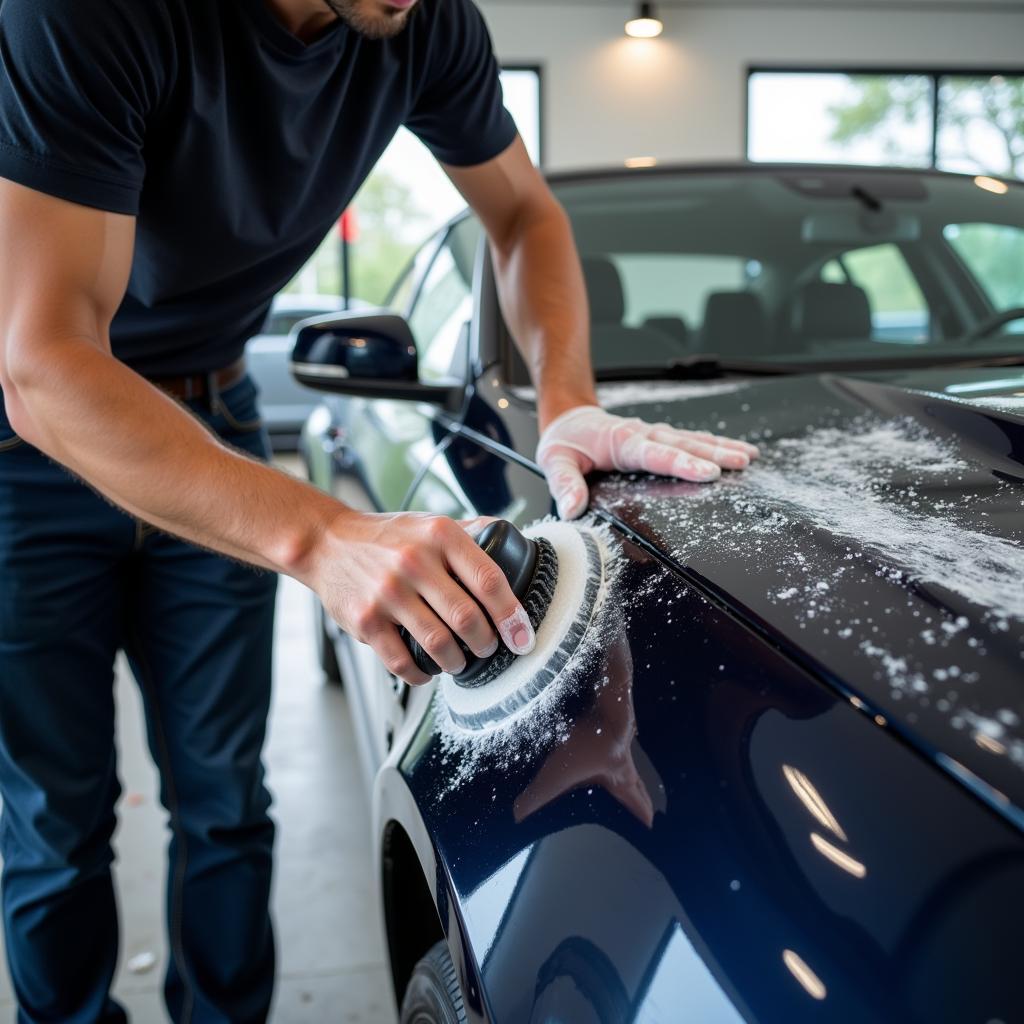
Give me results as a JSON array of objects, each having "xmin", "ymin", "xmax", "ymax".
[{"xmin": 440, "ymin": 521, "xmax": 606, "ymax": 732}]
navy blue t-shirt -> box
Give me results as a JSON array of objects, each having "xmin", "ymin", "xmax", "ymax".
[{"xmin": 0, "ymin": 0, "xmax": 516, "ymax": 376}]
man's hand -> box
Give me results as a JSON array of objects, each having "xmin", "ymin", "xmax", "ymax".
[
  {"xmin": 307, "ymin": 510, "xmax": 536, "ymax": 685},
  {"xmin": 537, "ymin": 405, "xmax": 761, "ymax": 520},
  {"xmin": 0, "ymin": 179, "xmax": 535, "ymax": 688}
]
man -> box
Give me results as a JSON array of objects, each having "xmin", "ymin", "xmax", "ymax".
[{"xmin": 0, "ymin": 0, "xmax": 757, "ymax": 1019}]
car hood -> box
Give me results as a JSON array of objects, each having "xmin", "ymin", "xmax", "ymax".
[
  {"xmin": 590, "ymin": 367, "xmax": 1024, "ymax": 826},
  {"xmin": 396, "ymin": 513, "xmax": 1023, "ymax": 1024}
]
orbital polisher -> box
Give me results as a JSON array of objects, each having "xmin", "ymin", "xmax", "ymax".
[{"xmin": 403, "ymin": 519, "xmax": 608, "ymax": 732}]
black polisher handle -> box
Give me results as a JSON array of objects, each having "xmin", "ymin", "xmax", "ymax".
[{"xmin": 400, "ymin": 520, "xmax": 538, "ymax": 678}]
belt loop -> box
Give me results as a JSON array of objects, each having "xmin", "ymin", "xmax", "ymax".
[{"xmin": 207, "ymin": 371, "xmax": 219, "ymax": 414}]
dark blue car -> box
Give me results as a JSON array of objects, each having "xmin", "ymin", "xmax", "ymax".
[{"xmin": 296, "ymin": 164, "xmax": 1024, "ymax": 1023}]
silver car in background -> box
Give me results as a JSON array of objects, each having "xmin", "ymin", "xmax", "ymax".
[{"xmin": 246, "ymin": 293, "xmax": 345, "ymax": 450}]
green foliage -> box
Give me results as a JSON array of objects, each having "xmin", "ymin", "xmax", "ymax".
[
  {"xmin": 349, "ymin": 170, "xmax": 430, "ymax": 305},
  {"xmin": 940, "ymin": 76, "xmax": 1024, "ymax": 177},
  {"xmin": 843, "ymin": 245, "xmax": 926, "ymax": 314},
  {"xmin": 829, "ymin": 75, "xmax": 931, "ymax": 163},
  {"xmin": 284, "ymin": 168, "xmax": 431, "ymax": 305},
  {"xmin": 948, "ymin": 224, "xmax": 1024, "ymax": 310},
  {"xmin": 828, "ymin": 74, "xmax": 1024, "ymax": 177}
]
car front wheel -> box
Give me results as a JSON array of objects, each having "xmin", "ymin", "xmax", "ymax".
[{"xmin": 400, "ymin": 941, "xmax": 467, "ymax": 1024}]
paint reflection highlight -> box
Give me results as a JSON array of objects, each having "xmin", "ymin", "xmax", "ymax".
[
  {"xmin": 783, "ymin": 949, "xmax": 827, "ymax": 1000},
  {"xmin": 782, "ymin": 765, "xmax": 847, "ymax": 841},
  {"xmin": 810, "ymin": 832, "xmax": 867, "ymax": 878}
]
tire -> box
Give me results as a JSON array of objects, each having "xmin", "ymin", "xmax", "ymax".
[
  {"xmin": 314, "ymin": 598, "xmax": 343, "ymax": 687},
  {"xmin": 400, "ymin": 941, "xmax": 467, "ymax": 1024}
]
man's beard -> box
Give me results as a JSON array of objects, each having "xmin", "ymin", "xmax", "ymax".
[{"xmin": 322, "ymin": 0, "xmax": 415, "ymax": 39}]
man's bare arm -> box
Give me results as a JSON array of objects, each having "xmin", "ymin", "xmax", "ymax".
[
  {"xmin": 446, "ymin": 139, "xmax": 760, "ymax": 519},
  {"xmin": 0, "ymin": 180, "xmax": 337, "ymax": 572},
  {"xmin": 0, "ymin": 179, "xmax": 534, "ymax": 681},
  {"xmin": 445, "ymin": 136, "xmax": 597, "ymax": 431}
]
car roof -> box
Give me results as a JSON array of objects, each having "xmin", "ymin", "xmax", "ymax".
[{"xmin": 541, "ymin": 160, "xmax": 1024, "ymax": 189}]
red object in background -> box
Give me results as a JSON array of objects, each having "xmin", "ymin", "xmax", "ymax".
[{"xmin": 338, "ymin": 207, "xmax": 360, "ymax": 244}]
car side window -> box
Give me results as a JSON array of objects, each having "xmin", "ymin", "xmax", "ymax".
[
  {"xmin": 388, "ymin": 234, "xmax": 441, "ymax": 315},
  {"xmin": 944, "ymin": 222, "xmax": 1024, "ymax": 332},
  {"xmin": 408, "ymin": 217, "xmax": 481, "ymax": 382},
  {"xmin": 821, "ymin": 244, "xmax": 930, "ymax": 343}
]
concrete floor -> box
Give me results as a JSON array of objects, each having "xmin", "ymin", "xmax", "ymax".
[{"xmin": 0, "ymin": 460, "xmax": 398, "ymax": 1021}]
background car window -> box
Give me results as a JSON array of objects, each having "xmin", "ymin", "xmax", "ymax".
[
  {"xmin": 613, "ymin": 255, "xmax": 747, "ymax": 326},
  {"xmin": 408, "ymin": 218, "xmax": 481, "ymax": 381},
  {"xmin": 822, "ymin": 244, "xmax": 931, "ymax": 342},
  {"xmin": 944, "ymin": 223, "xmax": 1024, "ymax": 329},
  {"xmin": 265, "ymin": 311, "xmax": 315, "ymax": 336}
]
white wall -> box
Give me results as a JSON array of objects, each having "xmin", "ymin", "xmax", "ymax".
[{"xmin": 478, "ymin": 1, "xmax": 1024, "ymax": 170}]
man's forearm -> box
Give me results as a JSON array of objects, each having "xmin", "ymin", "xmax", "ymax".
[
  {"xmin": 4, "ymin": 334, "xmax": 339, "ymax": 580},
  {"xmin": 489, "ymin": 197, "xmax": 598, "ymax": 430}
]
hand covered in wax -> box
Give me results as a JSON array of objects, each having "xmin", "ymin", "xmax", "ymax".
[{"xmin": 536, "ymin": 405, "xmax": 760, "ymax": 520}]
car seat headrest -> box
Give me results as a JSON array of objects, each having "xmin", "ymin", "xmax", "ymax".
[
  {"xmin": 581, "ymin": 256, "xmax": 626, "ymax": 325},
  {"xmin": 701, "ymin": 291, "xmax": 768, "ymax": 355},
  {"xmin": 794, "ymin": 281, "xmax": 872, "ymax": 341},
  {"xmin": 643, "ymin": 316, "xmax": 691, "ymax": 348}
]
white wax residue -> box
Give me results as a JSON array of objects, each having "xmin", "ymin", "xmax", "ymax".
[
  {"xmin": 911, "ymin": 387, "xmax": 1024, "ymax": 417},
  {"xmin": 755, "ymin": 423, "xmax": 1024, "ymax": 624},
  {"xmin": 597, "ymin": 380, "xmax": 748, "ymax": 410},
  {"xmin": 441, "ymin": 522, "xmax": 600, "ymax": 727},
  {"xmin": 968, "ymin": 396, "xmax": 1024, "ymax": 413},
  {"xmin": 508, "ymin": 380, "xmax": 749, "ymax": 410},
  {"xmin": 598, "ymin": 415, "xmax": 1024, "ymax": 771},
  {"xmin": 605, "ymin": 417, "xmax": 1023, "ymax": 624}
]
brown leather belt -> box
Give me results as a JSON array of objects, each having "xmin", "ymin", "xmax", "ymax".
[{"xmin": 150, "ymin": 356, "xmax": 247, "ymax": 402}]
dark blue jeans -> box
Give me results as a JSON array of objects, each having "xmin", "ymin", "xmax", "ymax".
[{"xmin": 0, "ymin": 377, "xmax": 278, "ymax": 1023}]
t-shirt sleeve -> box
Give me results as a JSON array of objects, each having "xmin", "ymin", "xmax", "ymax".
[
  {"xmin": 405, "ymin": 0, "xmax": 518, "ymax": 167},
  {"xmin": 0, "ymin": 0, "xmax": 167, "ymax": 215}
]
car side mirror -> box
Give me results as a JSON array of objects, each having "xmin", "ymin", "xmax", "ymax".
[{"xmin": 289, "ymin": 310, "xmax": 463, "ymax": 408}]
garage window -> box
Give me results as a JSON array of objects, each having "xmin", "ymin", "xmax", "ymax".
[
  {"xmin": 284, "ymin": 66, "xmax": 543, "ymax": 307},
  {"xmin": 747, "ymin": 69, "xmax": 1024, "ymax": 180}
]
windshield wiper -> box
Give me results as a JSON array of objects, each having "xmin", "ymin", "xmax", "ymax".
[
  {"xmin": 595, "ymin": 356, "xmax": 794, "ymax": 382},
  {"xmin": 924, "ymin": 352, "xmax": 1024, "ymax": 370},
  {"xmin": 597, "ymin": 351, "xmax": 1024, "ymax": 382}
]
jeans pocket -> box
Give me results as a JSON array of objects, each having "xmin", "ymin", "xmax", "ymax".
[
  {"xmin": 216, "ymin": 375, "xmax": 263, "ymax": 434},
  {"xmin": 0, "ymin": 395, "xmax": 23, "ymax": 453}
]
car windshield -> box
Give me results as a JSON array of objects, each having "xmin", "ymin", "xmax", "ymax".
[{"xmin": 550, "ymin": 169, "xmax": 1024, "ymax": 373}]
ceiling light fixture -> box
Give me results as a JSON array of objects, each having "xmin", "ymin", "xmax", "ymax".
[{"xmin": 625, "ymin": 2, "xmax": 663, "ymax": 38}]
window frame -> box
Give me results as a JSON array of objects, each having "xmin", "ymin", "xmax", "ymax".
[
  {"xmin": 406, "ymin": 215, "xmax": 481, "ymax": 382},
  {"xmin": 500, "ymin": 63, "xmax": 546, "ymax": 169},
  {"xmin": 744, "ymin": 65, "xmax": 1024, "ymax": 173}
]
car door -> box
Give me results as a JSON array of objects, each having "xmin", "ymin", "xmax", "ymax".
[{"xmin": 341, "ymin": 215, "xmax": 488, "ymax": 772}]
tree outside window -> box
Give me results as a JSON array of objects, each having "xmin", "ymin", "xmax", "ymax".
[
  {"xmin": 286, "ymin": 67, "xmax": 543, "ymax": 307},
  {"xmin": 748, "ymin": 70, "xmax": 1024, "ymax": 180},
  {"xmin": 936, "ymin": 76, "xmax": 1024, "ymax": 178}
]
